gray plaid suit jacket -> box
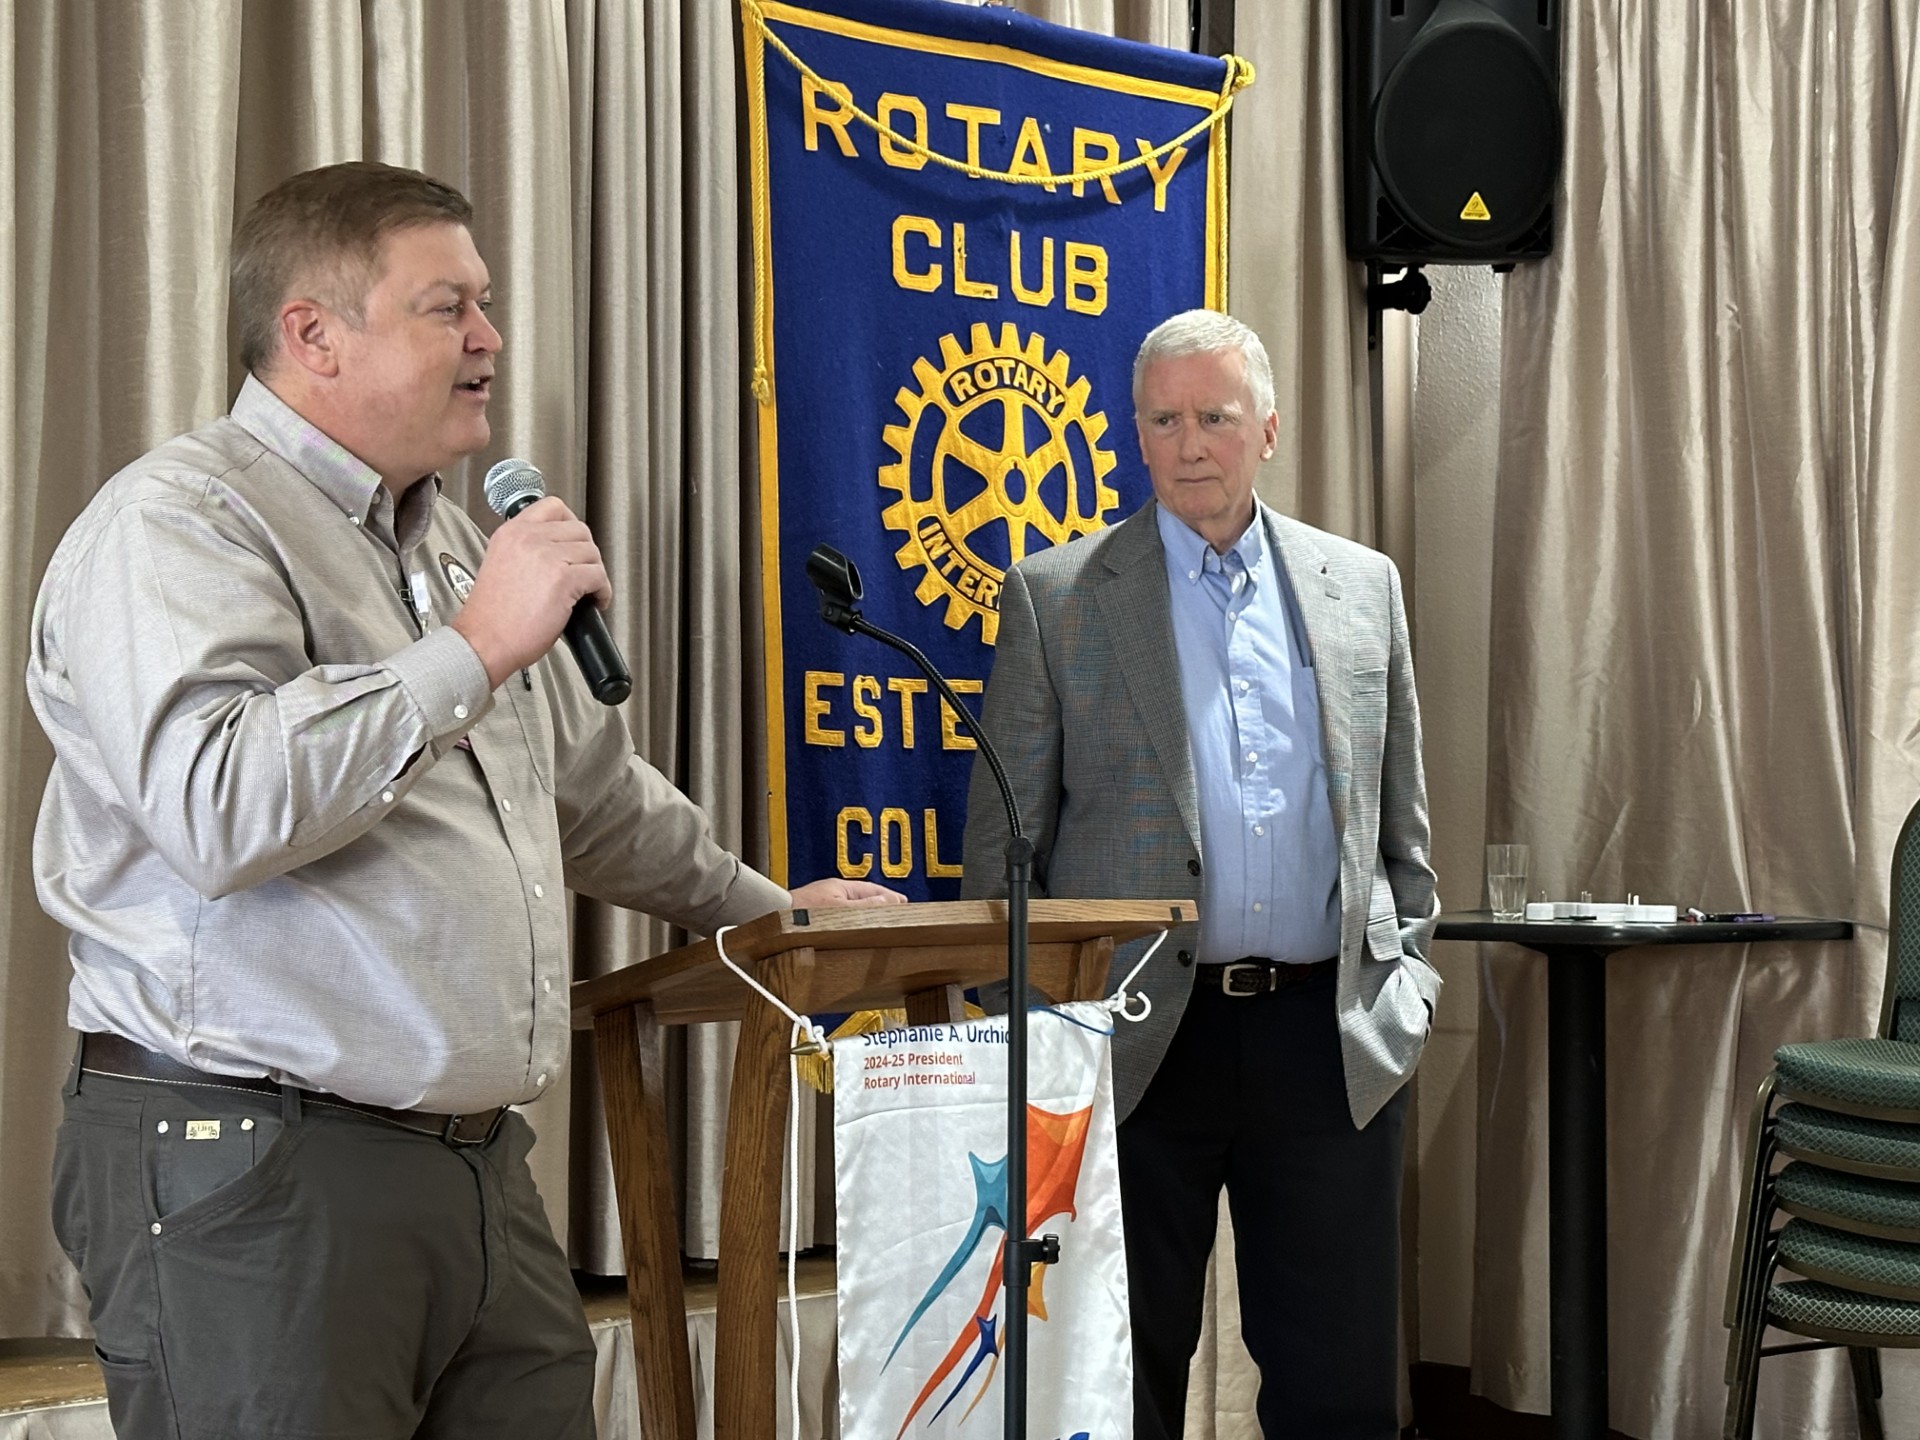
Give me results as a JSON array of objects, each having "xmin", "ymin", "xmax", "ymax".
[{"xmin": 960, "ymin": 499, "xmax": 1441, "ymax": 1127}]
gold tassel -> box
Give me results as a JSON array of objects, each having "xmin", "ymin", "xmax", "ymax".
[{"xmin": 793, "ymin": 1002, "xmax": 986, "ymax": 1094}]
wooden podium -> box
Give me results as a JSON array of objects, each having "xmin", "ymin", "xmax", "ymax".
[{"xmin": 570, "ymin": 897, "xmax": 1193, "ymax": 1440}]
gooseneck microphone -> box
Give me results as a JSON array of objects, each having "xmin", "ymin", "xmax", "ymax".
[
  {"xmin": 804, "ymin": 545, "xmax": 1022, "ymax": 841},
  {"xmin": 804, "ymin": 542, "xmax": 1048, "ymax": 1440},
  {"xmin": 482, "ymin": 459, "xmax": 632, "ymax": 706}
]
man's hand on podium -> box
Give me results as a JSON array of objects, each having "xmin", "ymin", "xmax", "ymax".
[{"xmin": 786, "ymin": 877, "xmax": 908, "ymax": 910}]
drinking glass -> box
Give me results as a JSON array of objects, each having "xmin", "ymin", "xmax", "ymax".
[{"xmin": 1486, "ymin": 844, "xmax": 1530, "ymax": 920}]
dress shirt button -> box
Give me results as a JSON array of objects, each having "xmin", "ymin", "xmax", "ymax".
[
  {"xmin": 381, "ymin": 789, "xmax": 396, "ymax": 804},
  {"xmin": 151, "ymin": 1222, "xmax": 163, "ymax": 1235},
  {"xmin": 1187, "ymin": 569, "xmax": 1198, "ymax": 581},
  {"xmin": 241, "ymin": 1118, "xmax": 255, "ymax": 1131},
  {"xmin": 533, "ymin": 883, "xmax": 546, "ymax": 899},
  {"xmin": 536, "ymin": 1073, "xmax": 549, "ymax": 1087},
  {"xmin": 156, "ymin": 1120, "xmax": 169, "ymax": 1134},
  {"xmin": 350, "ymin": 515, "xmax": 362, "ymax": 527},
  {"xmin": 453, "ymin": 704, "xmax": 470, "ymax": 721},
  {"xmin": 1239, "ymin": 679, "xmax": 1251, "ymax": 692},
  {"xmin": 1246, "ymin": 750, "xmax": 1257, "ymax": 763},
  {"xmin": 501, "ymin": 798, "xmax": 513, "ymax": 813},
  {"xmin": 543, "ymin": 977, "xmax": 553, "ymax": 994},
  {"xmin": 1177, "ymin": 949, "xmax": 1194, "ymax": 966},
  {"xmin": 1186, "ymin": 859, "xmax": 1201, "ymax": 876},
  {"xmin": 1253, "ymin": 824, "xmax": 1264, "ymax": 836},
  {"xmin": 1252, "ymin": 902, "xmax": 1264, "ymax": 913}
]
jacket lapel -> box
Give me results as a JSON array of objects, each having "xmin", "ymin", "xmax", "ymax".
[
  {"xmin": 1264, "ymin": 507, "xmax": 1352, "ymax": 839},
  {"xmin": 1095, "ymin": 505, "xmax": 1202, "ymax": 852}
]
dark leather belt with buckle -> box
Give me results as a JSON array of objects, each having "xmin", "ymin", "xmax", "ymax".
[
  {"xmin": 1194, "ymin": 956, "xmax": 1337, "ymax": 997},
  {"xmin": 78, "ymin": 1032, "xmax": 507, "ymax": 1147}
]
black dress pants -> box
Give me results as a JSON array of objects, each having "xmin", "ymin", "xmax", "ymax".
[{"xmin": 1117, "ymin": 966, "xmax": 1408, "ymax": 1440}]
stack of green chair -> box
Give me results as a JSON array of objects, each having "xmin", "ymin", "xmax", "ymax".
[{"xmin": 1723, "ymin": 800, "xmax": 1920, "ymax": 1439}]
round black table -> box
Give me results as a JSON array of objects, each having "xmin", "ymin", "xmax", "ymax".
[{"xmin": 1434, "ymin": 912, "xmax": 1854, "ymax": 1440}]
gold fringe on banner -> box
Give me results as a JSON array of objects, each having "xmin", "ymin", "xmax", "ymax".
[{"xmin": 794, "ymin": 1001, "xmax": 989, "ymax": 1093}]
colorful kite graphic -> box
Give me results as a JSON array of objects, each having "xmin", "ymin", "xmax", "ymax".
[{"xmin": 888, "ymin": 1104, "xmax": 1094, "ymax": 1436}]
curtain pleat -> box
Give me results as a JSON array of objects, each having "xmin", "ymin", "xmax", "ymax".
[
  {"xmin": 0, "ymin": 26, "xmax": 1276, "ymax": 1440},
  {"xmin": 1478, "ymin": 2, "xmax": 1916, "ymax": 1434},
  {"xmin": 1, "ymin": 0, "xmax": 254, "ymax": 1338}
]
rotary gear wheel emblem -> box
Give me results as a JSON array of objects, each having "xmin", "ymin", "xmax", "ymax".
[{"xmin": 880, "ymin": 322, "xmax": 1119, "ymax": 644}]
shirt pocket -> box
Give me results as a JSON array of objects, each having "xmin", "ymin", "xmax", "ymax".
[{"xmin": 504, "ymin": 678, "xmax": 557, "ymax": 794}]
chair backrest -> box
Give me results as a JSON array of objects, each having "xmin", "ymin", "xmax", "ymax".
[{"xmin": 1879, "ymin": 796, "xmax": 1920, "ymax": 1040}]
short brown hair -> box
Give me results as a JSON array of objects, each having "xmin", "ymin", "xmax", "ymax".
[{"xmin": 230, "ymin": 161, "xmax": 473, "ymax": 374}]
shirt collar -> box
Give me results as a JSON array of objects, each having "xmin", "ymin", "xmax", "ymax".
[
  {"xmin": 1156, "ymin": 501, "xmax": 1267, "ymax": 585},
  {"xmin": 231, "ymin": 374, "xmax": 439, "ymax": 531}
]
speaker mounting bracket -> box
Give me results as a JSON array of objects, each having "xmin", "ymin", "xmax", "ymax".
[{"xmin": 1366, "ymin": 262, "xmax": 1432, "ymax": 351}]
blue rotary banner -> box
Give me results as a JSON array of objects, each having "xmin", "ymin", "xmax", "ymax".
[{"xmin": 745, "ymin": 0, "xmax": 1246, "ymax": 897}]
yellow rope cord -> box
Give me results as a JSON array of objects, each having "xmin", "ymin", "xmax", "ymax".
[
  {"xmin": 740, "ymin": 0, "xmax": 1254, "ymax": 405},
  {"xmin": 743, "ymin": 0, "xmax": 1254, "ymax": 186},
  {"xmin": 747, "ymin": 9, "xmax": 775, "ymax": 402}
]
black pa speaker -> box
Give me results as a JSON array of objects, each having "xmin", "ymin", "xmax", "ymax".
[{"xmin": 1343, "ymin": 0, "xmax": 1561, "ymax": 266}]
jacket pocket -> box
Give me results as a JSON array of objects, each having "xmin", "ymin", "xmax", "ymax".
[{"xmin": 1366, "ymin": 912, "xmax": 1404, "ymax": 962}]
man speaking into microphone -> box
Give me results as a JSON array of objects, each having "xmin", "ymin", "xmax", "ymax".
[{"xmin": 26, "ymin": 161, "xmax": 898, "ymax": 1440}]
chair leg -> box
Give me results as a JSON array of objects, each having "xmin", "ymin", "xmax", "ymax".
[
  {"xmin": 1726, "ymin": 1072, "xmax": 1780, "ymax": 1330},
  {"xmin": 1848, "ymin": 1347, "xmax": 1885, "ymax": 1440},
  {"xmin": 1726, "ymin": 1179, "xmax": 1777, "ymax": 1385},
  {"xmin": 1727, "ymin": 1203, "xmax": 1780, "ymax": 1389},
  {"xmin": 1725, "ymin": 1249, "xmax": 1778, "ymax": 1440}
]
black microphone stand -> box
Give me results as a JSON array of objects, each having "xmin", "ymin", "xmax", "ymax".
[{"xmin": 805, "ymin": 545, "xmax": 1049, "ymax": 1440}]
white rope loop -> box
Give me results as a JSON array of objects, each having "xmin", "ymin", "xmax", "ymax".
[
  {"xmin": 786, "ymin": 1018, "xmax": 808, "ymax": 1440},
  {"xmin": 714, "ymin": 924, "xmax": 822, "ymax": 1421},
  {"xmin": 1106, "ymin": 930, "xmax": 1165, "ymax": 1023},
  {"xmin": 714, "ymin": 924, "xmax": 828, "ymax": 1054}
]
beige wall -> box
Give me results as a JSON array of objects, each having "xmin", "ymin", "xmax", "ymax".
[{"xmin": 1408, "ymin": 264, "xmax": 1504, "ymax": 1366}]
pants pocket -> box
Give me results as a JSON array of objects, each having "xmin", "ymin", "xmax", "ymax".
[
  {"xmin": 149, "ymin": 1112, "xmax": 282, "ymax": 1220},
  {"xmin": 95, "ymin": 1345, "xmax": 176, "ymax": 1440}
]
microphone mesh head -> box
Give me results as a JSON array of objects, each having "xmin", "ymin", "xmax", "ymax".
[{"xmin": 483, "ymin": 458, "xmax": 546, "ymax": 517}]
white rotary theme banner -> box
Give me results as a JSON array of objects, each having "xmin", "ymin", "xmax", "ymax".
[{"xmin": 833, "ymin": 1001, "xmax": 1131, "ymax": 1440}]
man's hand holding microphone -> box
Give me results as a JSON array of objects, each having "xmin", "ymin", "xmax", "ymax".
[{"xmin": 452, "ymin": 460, "xmax": 903, "ymax": 912}]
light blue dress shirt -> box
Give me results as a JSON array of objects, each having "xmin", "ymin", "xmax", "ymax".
[{"xmin": 1157, "ymin": 505, "xmax": 1342, "ymax": 965}]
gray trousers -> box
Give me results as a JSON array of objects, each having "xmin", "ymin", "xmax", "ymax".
[{"xmin": 52, "ymin": 1058, "xmax": 595, "ymax": 1440}]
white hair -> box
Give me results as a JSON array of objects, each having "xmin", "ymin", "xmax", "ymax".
[{"xmin": 1131, "ymin": 309, "xmax": 1276, "ymax": 419}]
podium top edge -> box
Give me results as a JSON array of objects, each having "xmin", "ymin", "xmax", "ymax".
[{"xmin": 569, "ymin": 897, "xmax": 1194, "ymax": 1017}]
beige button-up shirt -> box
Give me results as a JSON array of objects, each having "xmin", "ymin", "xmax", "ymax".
[{"xmin": 28, "ymin": 376, "xmax": 787, "ymax": 1112}]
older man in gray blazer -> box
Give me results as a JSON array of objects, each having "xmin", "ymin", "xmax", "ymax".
[{"xmin": 961, "ymin": 310, "xmax": 1440, "ymax": 1439}]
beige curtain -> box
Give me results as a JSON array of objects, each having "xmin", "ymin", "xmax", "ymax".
[
  {"xmin": 0, "ymin": 0, "xmax": 1214, "ymax": 1342},
  {"xmin": 1476, "ymin": 1, "xmax": 1920, "ymax": 1435},
  {"xmin": 0, "ymin": 0, "xmax": 752, "ymax": 1329}
]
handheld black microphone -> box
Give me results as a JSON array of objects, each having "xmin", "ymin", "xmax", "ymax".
[{"xmin": 482, "ymin": 459, "xmax": 632, "ymax": 706}]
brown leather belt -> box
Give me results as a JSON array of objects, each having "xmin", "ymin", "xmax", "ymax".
[
  {"xmin": 78, "ymin": 1032, "xmax": 507, "ymax": 1147},
  {"xmin": 1194, "ymin": 956, "xmax": 1337, "ymax": 997}
]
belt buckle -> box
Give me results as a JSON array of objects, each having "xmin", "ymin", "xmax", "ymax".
[
  {"xmin": 1217, "ymin": 962, "xmax": 1271, "ymax": 997},
  {"xmin": 442, "ymin": 1110, "xmax": 504, "ymax": 1146}
]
